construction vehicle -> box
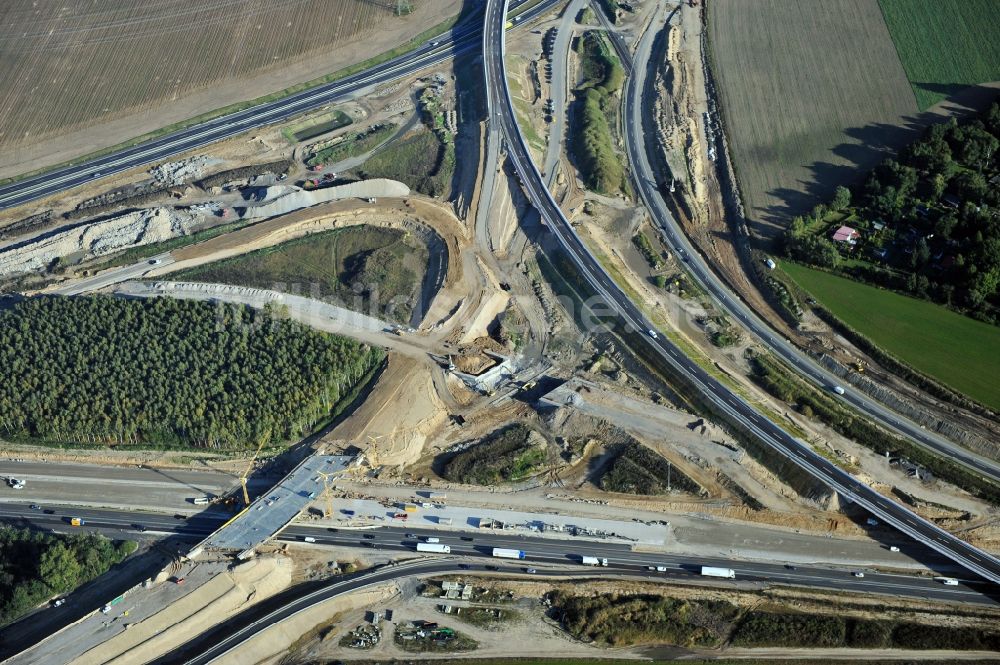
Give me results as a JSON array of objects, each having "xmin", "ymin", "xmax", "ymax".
[{"xmin": 70, "ymin": 517, "xmax": 85, "ymax": 527}]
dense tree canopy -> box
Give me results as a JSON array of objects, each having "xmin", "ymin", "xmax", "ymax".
[
  {"xmin": 0, "ymin": 527, "xmax": 136, "ymax": 627},
  {"xmin": 0, "ymin": 296, "xmax": 383, "ymax": 448},
  {"xmin": 784, "ymin": 100, "xmax": 1000, "ymax": 323}
]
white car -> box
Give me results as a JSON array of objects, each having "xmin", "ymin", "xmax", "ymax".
[
  {"xmin": 647, "ymin": 329, "xmax": 658, "ymax": 339},
  {"xmin": 853, "ymin": 571, "xmax": 865, "ymax": 578},
  {"xmin": 832, "ymin": 385, "xmax": 846, "ymax": 395}
]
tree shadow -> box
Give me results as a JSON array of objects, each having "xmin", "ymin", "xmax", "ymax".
[{"xmin": 758, "ymin": 84, "xmax": 1000, "ymax": 233}]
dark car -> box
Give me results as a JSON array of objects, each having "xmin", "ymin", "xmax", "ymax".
[
  {"xmin": 132, "ymin": 524, "xmax": 146, "ymax": 532},
  {"xmin": 784, "ymin": 564, "xmax": 797, "ymax": 571},
  {"xmin": 458, "ymin": 563, "xmax": 470, "ymax": 570},
  {"xmin": 362, "ymin": 533, "xmax": 376, "ymax": 539},
  {"xmin": 460, "ymin": 536, "xmax": 474, "ymax": 542},
  {"xmin": 327, "ymin": 527, "xmax": 339, "ymax": 533},
  {"xmin": 485, "ymin": 565, "xmax": 499, "ymax": 571},
  {"xmin": 43, "ymin": 509, "xmax": 55, "ymax": 515},
  {"xmin": 174, "ymin": 514, "xmax": 187, "ymax": 520}
]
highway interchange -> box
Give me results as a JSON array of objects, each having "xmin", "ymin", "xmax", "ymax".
[
  {"xmin": 482, "ymin": 0, "xmax": 1000, "ymax": 584},
  {"xmin": 1, "ymin": 0, "xmax": 1000, "ymax": 659}
]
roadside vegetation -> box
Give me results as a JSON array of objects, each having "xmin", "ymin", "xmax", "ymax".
[
  {"xmin": 877, "ymin": 0, "xmax": 1000, "ymax": 110},
  {"xmin": 632, "ymin": 232, "xmax": 663, "ymax": 269},
  {"xmin": 394, "ymin": 623, "xmax": 477, "ymax": 653},
  {"xmin": 289, "ymin": 110, "xmax": 353, "ymax": 143},
  {"xmin": 438, "ymin": 606, "xmax": 518, "ymax": 629},
  {"xmin": 600, "ymin": 442, "xmax": 701, "ymax": 495},
  {"xmin": 306, "ymin": 123, "xmax": 397, "ymax": 167},
  {"xmin": 0, "ymin": 296, "xmax": 383, "ymax": 449},
  {"xmin": 782, "ymin": 102, "xmax": 1000, "ymax": 325},
  {"xmin": 550, "ymin": 591, "xmax": 738, "ymax": 647},
  {"xmin": 748, "ymin": 350, "xmax": 1000, "ymax": 504},
  {"xmin": 441, "ymin": 424, "xmax": 551, "ymax": 485},
  {"xmin": 780, "ymin": 261, "xmax": 1000, "ymax": 412},
  {"xmin": 0, "ymin": 527, "xmax": 137, "ymax": 627},
  {"xmin": 357, "ymin": 129, "xmax": 454, "ymax": 198},
  {"xmin": 550, "ymin": 590, "xmax": 1000, "ymax": 651},
  {"xmin": 570, "ymin": 32, "xmax": 626, "ymax": 195},
  {"xmin": 176, "ymin": 226, "xmax": 427, "ymax": 324}
]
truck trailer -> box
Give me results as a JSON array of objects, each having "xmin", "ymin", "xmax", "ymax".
[
  {"xmin": 492, "ymin": 548, "xmax": 526, "ymax": 560},
  {"xmin": 416, "ymin": 543, "xmax": 451, "ymax": 554},
  {"xmin": 700, "ymin": 566, "xmax": 735, "ymax": 579},
  {"xmin": 581, "ymin": 556, "xmax": 608, "ymax": 566}
]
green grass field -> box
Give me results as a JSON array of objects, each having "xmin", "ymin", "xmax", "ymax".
[
  {"xmin": 878, "ymin": 0, "xmax": 1000, "ymax": 109},
  {"xmin": 176, "ymin": 226, "xmax": 427, "ymax": 324},
  {"xmin": 781, "ymin": 261, "xmax": 1000, "ymax": 411}
]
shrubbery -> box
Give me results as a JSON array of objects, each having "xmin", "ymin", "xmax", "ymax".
[
  {"xmin": 571, "ymin": 32, "xmax": 626, "ymax": 195},
  {"xmin": 441, "ymin": 424, "xmax": 549, "ymax": 484},
  {"xmin": 600, "ymin": 442, "xmax": 701, "ymax": 495}
]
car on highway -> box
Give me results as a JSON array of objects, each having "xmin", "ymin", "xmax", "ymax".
[
  {"xmin": 29, "ymin": 504, "xmax": 40, "ymax": 510},
  {"xmin": 132, "ymin": 524, "xmax": 146, "ymax": 532},
  {"xmin": 51, "ymin": 598, "xmax": 66, "ymax": 607},
  {"xmin": 172, "ymin": 576, "xmax": 186, "ymax": 585},
  {"xmin": 784, "ymin": 564, "xmax": 797, "ymax": 570},
  {"xmin": 485, "ymin": 565, "xmax": 499, "ymax": 571},
  {"xmin": 149, "ymin": 258, "xmax": 161, "ymax": 265},
  {"xmin": 647, "ymin": 329, "xmax": 658, "ymax": 339},
  {"xmin": 43, "ymin": 509, "xmax": 55, "ymax": 515},
  {"xmin": 853, "ymin": 571, "xmax": 865, "ymax": 578},
  {"xmin": 832, "ymin": 385, "xmax": 846, "ymax": 395},
  {"xmin": 405, "ymin": 533, "xmax": 416, "ymax": 539},
  {"xmin": 525, "ymin": 568, "xmax": 537, "ymax": 574},
  {"xmin": 363, "ymin": 534, "xmax": 376, "ymax": 539},
  {"xmin": 460, "ymin": 536, "xmax": 474, "ymax": 541},
  {"xmin": 458, "ymin": 563, "xmax": 470, "ymax": 569}
]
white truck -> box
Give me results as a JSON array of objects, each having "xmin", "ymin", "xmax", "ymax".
[
  {"xmin": 700, "ymin": 566, "xmax": 736, "ymax": 579},
  {"xmin": 938, "ymin": 577, "xmax": 960, "ymax": 586},
  {"xmin": 416, "ymin": 543, "xmax": 451, "ymax": 554},
  {"xmin": 581, "ymin": 556, "xmax": 608, "ymax": 566},
  {"xmin": 492, "ymin": 548, "xmax": 526, "ymax": 560}
]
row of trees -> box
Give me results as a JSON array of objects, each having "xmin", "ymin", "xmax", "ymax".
[
  {"xmin": 0, "ymin": 527, "xmax": 136, "ymax": 627},
  {"xmin": 0, "ymin": 296, "xmax": 383, "ymax": 449},
  {"xmin": 784, "ymin": 100, "xmax": 1000, "ymax": 323},
  {"xmin": 571, "ymin": 32, "xmax": 626, "ymax": 195}
]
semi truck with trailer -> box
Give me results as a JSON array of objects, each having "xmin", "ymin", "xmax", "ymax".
[
  {"xmin": 416, "ymin": 543, "xmax": 451, "ymax": 554},
  {"xmin": 492, "ymin": 548, "xmax": 526, "ymax": 559},
  {"xmin": 700, "ymin": 566, "xmax": 735, "ymax": 579},
  {"xmin": 581, "ymin": 556, "xmax": 608, "ymax": 566}
]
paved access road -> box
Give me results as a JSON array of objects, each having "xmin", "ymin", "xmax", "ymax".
[
  {"xmin": 482, "ymin": 0, "xmax": 1000, "ymax": 584},
  {"xmin": 609, "ymin": 5, "xmax": 1000, "ymax": 483},
  {"xmin": 0, "ymin": 0, "xmax": 559, "ymax": 212},
  {"xmin": 0, "ymin": 503, "xmax": 993, "ymax": 608}
]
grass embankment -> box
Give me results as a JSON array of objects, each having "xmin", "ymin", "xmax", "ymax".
[
  {"xmin": 357, "ymin": 130, "xmax": 454, "ymax": 198},
  {"xmin": 288, "ymin": 110, "xmax": 353, "ymax": 142},
  {"xmin": 175, "ymin": 226, "xmax": 427, "ymax": 324},
  {"xmin": 438, "ymin": 606, "xmax": 519, "ymax": 629},
  {"xmin": 571, "ymin": 31, "xmax": 626, "ymax": 195},
  {"xmin": 0, "ymin": 296, "xmax": 383, "ymax": 449},
  {"xmin": 0, "ymin": 527, "xmax": 137, "ymax": 627},
  {"xmin": 749, "ymin": 351, "xmax": 1000, "ymax": 505},
  {"xmin": 551, "ymin": 590, "xmax": 1000, "ymax": 651},
  {"xmin": 306, "ymin": 123, "xmax": 397, "ymax": 167},
  {"xmin": 440, "ymin": 424, "xmax": 550, "ymax": 485},
  {"xmin": 877, "ymin": 0, "xmax": 1000, "ymax": 109},
  {"xmin": 781, "ymin": 260, "xmax": 1000, "ymax": 412},
  {"xmin": 600, "ymin": 442, "xmax": 701, "ymax": 495}
]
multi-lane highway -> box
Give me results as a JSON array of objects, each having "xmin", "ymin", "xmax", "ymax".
[
  {"xmin": 483, "ymin": 0, "xmax": 1000, "ymax": 584},
  {"xmin": 0, "ymin": 503, "xmax": 992, "ymax": 607},
  {"xmin": 608, "ymin": 6, "xmax": 1000, "ymax": 483},
  {"xmin": 0, "ymin": 0, "xmax": 558, "ymax": 212}
]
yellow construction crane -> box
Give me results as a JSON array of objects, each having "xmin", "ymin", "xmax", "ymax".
[
  {"xmin": 239, "ymin": 439, "xmax": 268, "ymax": 506},
  {"xmin": 316, "ymin": 470, "xmax": 338, "ymax": 518}
]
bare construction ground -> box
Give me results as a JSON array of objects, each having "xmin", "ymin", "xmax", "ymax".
[{"xmin": 0, "ymin": 0, "xmax": 464, "ymax": 177}]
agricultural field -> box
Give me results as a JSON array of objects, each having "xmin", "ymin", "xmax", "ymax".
[
  {"xmin": 781, "ymin": 261, "xmax": 1000, "ymax": 411},
  {"xmin": 176, "ymin": 226, "xmax": 428, "ymax": 324},
  {"xmin": 878, "ymin": 0, "xmax": 1000, "ymax": 110},
  {"xmin": 0, "ymin": 0, "xmax": 463, "ymax": 177},
  {"xmin": 707, "ymin": 0, "xmax": 918, "ymax": 236}
]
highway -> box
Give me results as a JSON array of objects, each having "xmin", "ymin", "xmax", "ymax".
[
  {"xmin": 0, "ymin": 503, "xmax": 993, "ymax": 608},
  {"xmin": 608, "ymin": 5, "xmax": 1000, "ymax": 483},
  {"xmin": 0, "ymin": 0, "xmax": 559, "ymax": 212},
  {"xmin": 483, "ymin": 0, "xmax": 1000, "ymax": 584}
]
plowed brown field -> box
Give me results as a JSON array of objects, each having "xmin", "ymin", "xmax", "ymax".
[{"xmin": 0, "ymin": 0, "xmax": 462, "ymax": 176}]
